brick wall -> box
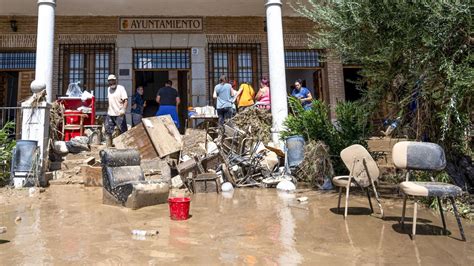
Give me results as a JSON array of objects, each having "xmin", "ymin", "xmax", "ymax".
[
  {"xmin": 326, "ymin": 52, "xmax": 346, "ymax": 119},
  {"xmin": 0, "ymin": 15, "xmax": 315, "ymax": 34},
  {"xmin": 0, "ymin": 15, "xmax": 344, "ymax": 117}
]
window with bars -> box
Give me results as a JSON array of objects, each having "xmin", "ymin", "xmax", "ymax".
[
  {"xmin": 133, "ymin": 49, "xmax": 190, "ymax": 70},
  {"xmin": 58, "ymin": 44, "xmax": 115, "ymax": 111},
  {"xmin": 285, "ymin": 49, "xmax": 321, "ymax": 68},
  {"xmin": 208, "ymin": 43, "xmax": 262, "ymax": 101},
  {"xmin": 0, "ymin": 51, "xmax": 36, "ymax": 69}
]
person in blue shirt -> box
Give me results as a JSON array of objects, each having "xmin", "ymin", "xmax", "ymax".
[
  {"xmin": 213, "ymin": 74, "xmax": 235, "ymax": 125},
  {"xmin": 291, "ymin": 79, "xmax": 313, "ymax": 110},
  {"xmin": 131, "ymin": 86, "xmax": 145, "ymax": 126}
]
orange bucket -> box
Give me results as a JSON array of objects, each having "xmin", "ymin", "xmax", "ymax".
[{"xmin": 168, "ymin": 197, "xmax": 191, "ymax": 220}]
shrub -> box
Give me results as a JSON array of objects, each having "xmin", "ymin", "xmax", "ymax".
[
  {"xmin": 0, "ymin": 122, "xmax": 16, "ymax": 184},
  {"xmin": 282, "ymin": 98, "xmax": 370, "ymax": 175}
]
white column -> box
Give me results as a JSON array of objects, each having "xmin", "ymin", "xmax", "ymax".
[
  {"xmin": 266, "ymin": 0, "xmax": 288, "ymax": 145},
  {"xmin": 34, "ymin": 0, "xmax": 56, "ymax": 103}
]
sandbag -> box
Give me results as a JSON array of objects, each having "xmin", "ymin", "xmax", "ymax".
[{"xmin": 52, "ymin": 141, "xmax": 68, "ymax": 155}]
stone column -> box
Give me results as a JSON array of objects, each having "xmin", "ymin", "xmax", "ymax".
[
  {"xmin": 35, "ymin": 0, "xmax": 56, "ymax": 103},
  {"xmin": 266, "ymin": 0, "xmax": 288, "ymax": 145}
]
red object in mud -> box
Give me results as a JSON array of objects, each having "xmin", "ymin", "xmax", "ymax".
[{"xmin": 168, "ymin": 197, "xmax": 191, "ymax": 220}]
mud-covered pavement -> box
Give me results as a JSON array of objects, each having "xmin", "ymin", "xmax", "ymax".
[{"xmin": 0, "ymin": 186, "xmax": 473, "ymax": 265}]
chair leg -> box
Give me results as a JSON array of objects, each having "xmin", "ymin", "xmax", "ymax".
[
  {"xmin": 449, "ymin": 197, "xmax": 466, "ymax": 241},
  {"xmin": 337, "ymin": 187, "xmax": 342, "ymax": 213},
  {"xmin": 371, "ymin": 181, "xmax": 384, "ymax": 218},
  {"xmin": 344, "ymin": 184, "xmax": 351, "ymax": 219},
  {"xmin": 191, "ymin": 178, "xmax": 196, "ymax": 194},
  {"xmin": 412, "ymin": 201, "xmax": 418, "ymax": 240},
  {"xmin": 366, "ymin": 189, "xmax": 374, "ymax": 213},
  {"xmin": 437, "ymin": 197, "xmax": 447, "ymax": 235},
  {"xmin": 401, "ymin": 194, "xmax": 407, "ymax": 228}
]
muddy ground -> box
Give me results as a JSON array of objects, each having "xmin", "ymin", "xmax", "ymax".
[{"xmin": 0, "ymin": 186, "xmax": 473, "ymax": 265}]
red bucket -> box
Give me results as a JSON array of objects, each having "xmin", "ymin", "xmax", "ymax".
[{"xmin": 168, "ymin": 197, "xmax": 191, "ymax": 220}]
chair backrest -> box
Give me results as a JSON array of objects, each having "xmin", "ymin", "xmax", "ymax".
[
  {"xmin": 392, "ymin": 141, "xmax": 446, "ymax": 171},
  {"xmin": 340, "ymin": 144, "xmax": 380, "ymax": 186},
  {"xmin": 100, "ymin": 149, "xmax": 144, "ymax": 190}
]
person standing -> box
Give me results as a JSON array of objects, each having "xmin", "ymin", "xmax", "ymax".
[
  {"xmin": 235, "ymin": 82, "xmax": 255, "ymax": 112},
  {"xmin": 105, "ymin": 74, "xmax": 128, "ymax": 147},
  {"xmin": 255, "ymin": 77, "xmax": 271, "ymax": 110},
  {"xmin": 213, "ymin": 74, "xmax": 234, "ymax": 125},
  {"xmin": 229, "ymin": 79, "xmax": 238, "ymax": 116},
  {"xmin": 291, "ymin": 79, "xmax": 313, "ymax": 110},
  {"xmin": 156, "ymin": 80, "xmax": 180, "ymax": 128},
  {"xmin": 131, "ymin": 86, "xmax": 145, "ymax": 127}
]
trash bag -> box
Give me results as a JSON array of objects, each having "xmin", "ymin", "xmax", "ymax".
[
  {"xmin": 66, "ymin": 137, "xmax": 90, "ymax": 153},
  {"xmin": 66, "ymin": 82, "xmax": 83, "ymax": 97},
  {"xmin": 81, "ymin": 90, "xmax": 94, "ymax": 101},
  {"xmin": 276, "ymin": 180, "xmax": 296, "ymax": 192},
  {"xmin": 71, "ymin": 136, "xmax": 89, "ymax": 145},
  {"xmin": 52, "ymin": 141, "xmax": 69, "ymax": 156}
]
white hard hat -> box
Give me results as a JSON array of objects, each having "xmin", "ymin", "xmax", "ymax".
[{"xmin": 107, "ymin": 74, "xmax": 117, "ymax": 80}]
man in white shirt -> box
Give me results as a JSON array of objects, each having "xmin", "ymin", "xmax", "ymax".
[{"xmin": 104, "ymin": 74, "xmax": 128, "ymax": 147}]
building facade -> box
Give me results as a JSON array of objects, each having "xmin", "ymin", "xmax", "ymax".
[{"xmin": 0, "ymin": 0, "xmax": 350, "ymax": 125}]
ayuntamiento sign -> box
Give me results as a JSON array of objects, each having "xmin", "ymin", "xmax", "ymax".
[{"xmin": 120, "ymin": 17, "xmax": 203, "ymax": 31}]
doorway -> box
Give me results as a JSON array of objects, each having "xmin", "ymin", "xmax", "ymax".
[
  {"xmin": 343, "ymin": 67, "xmax": 365, "ymax": 102},
  {"xmin": 135, "ymin": 70, "xmax": 189, "ymax": 132},
  {"xmin": 0, "ymin": 72, "xmax": 19, "ymax": 108},
  {"xmin": 285, "ymin": 68, "xmax": 325, "ymax": 101}
]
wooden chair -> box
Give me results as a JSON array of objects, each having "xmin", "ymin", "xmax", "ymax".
[
  {"xmin": 177, "ymin": 155, "xmax": 221, "ymax": 193},
  {"xmin": 392, "ymin": 141, "xmax": 466, "ymax": 241},
  {"xmin": 62, "ymin": 113, "xmax": 88, "ymax": 140},
  {"xmin": 332, "ymin": 144, "xmax": 384, "ymax": 219}
]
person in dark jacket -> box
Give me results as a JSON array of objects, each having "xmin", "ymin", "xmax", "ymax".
[
  {"xmin": 155, "ymin": 80, "xmax": 180, "ymax": 128},
  {"xmin": 131, "ymin": 86, "xmax": 145, "ymax": 126}
]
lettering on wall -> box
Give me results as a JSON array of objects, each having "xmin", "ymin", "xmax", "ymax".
[{"xmin": 119, "ymin": 17, "xmax": 203, "ymax": 31}]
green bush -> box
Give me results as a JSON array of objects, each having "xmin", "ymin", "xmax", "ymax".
[
  {"xmin": 0, "ymin": 121, "xmax": 16, "ymax": 184},
  {"xmin": 335, "ymin": 101, "xmax": 370, "ymax": 149},
  {"xmin": 282, "ymin": 98, "xmax": 370, "ymax": 175}
]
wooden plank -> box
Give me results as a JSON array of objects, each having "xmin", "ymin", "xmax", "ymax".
[
  {"xmin": 18, "ymin": 71, "xmax": 35, "ymax": 102},
  {"xmin": 142, "ymin": 115, "xmax": 183, "ymax": 158},
  {"xmin": 82, "ymin": 165, "xmax": 103, "ymax": 187},
  {"xmin": 113, "ymin": 122, "xmax": 158, "ymax": 160}
]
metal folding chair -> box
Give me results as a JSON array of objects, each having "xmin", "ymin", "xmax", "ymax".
[{"xmin": 332, "ymin": 144, "xmax": 384, "ymax": 219}]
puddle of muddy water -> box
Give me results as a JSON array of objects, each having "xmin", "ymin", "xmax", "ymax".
[{"xmin": 0, "ymin": 185, "xmax": 473, "ymax": 264}]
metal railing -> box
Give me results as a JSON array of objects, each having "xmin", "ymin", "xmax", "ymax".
[
  {"xmin": 58, "ymin": 43, "xmax": 116, "ymax": 112},
  {"xmin": 208, "ymin": 43, "xmax": 263, "ymax": 103},
  {"xmin": 0, "ymin": 107, "xmax": 23, "ymax": 140}
]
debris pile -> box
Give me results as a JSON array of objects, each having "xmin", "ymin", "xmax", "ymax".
[
  {"xmin": 181, "ymin": 129, "xmax": 208, "ymax": 158},
  {"xmin": 295, "ymin": 140, "xmax": 334, "ymax": 189},
  {"xmin": 231, "ymin": 108, "xmax": 272, "ymax": 143}
]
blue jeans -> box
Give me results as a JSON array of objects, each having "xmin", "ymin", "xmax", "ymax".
[
  {"xmin": 131, "ymin": 113, "xmax": 142, "ymax": 127},
  {"xmin": 217, "ymin": 107, "xmax": 233, "ymax": 125}
]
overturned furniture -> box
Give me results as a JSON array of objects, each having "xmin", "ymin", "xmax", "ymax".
[
  {"xmin": 101, "ymin": 149, "xmax": 169, "ymax": 209},
  {"xmin": 177, "ymin": 154, "xmax": 221, "ymax": 193},
  {"xmin": 393, "ymin": 141, "xmax": 466, "ymax": 241},
  {"xmin": 217, "ymin": 124, "xmax": 271, "ymax": 187}
]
